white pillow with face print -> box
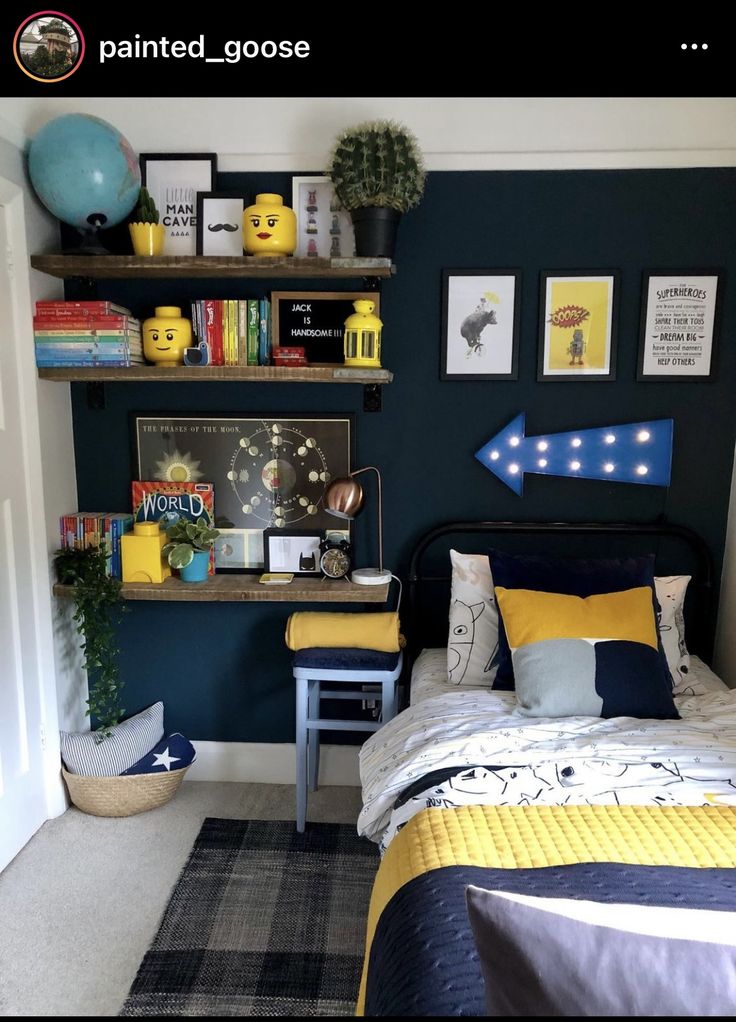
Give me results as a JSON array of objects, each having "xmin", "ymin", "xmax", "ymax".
[
  {"xmin": 447, "ymin": 550, "xmax": 500, "ymax": 686},
  {"xmin": 654, "ymin": 575, "xmax": 691, "ymax": 689}
]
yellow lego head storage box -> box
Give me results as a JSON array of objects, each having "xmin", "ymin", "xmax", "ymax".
[
  {"xmin": 243, "ymin": 193, "xmax": 296, "ymax": 256},
  {"xmin": 143, "ymin": 306, "xmax": 192, "ymax": 365}
]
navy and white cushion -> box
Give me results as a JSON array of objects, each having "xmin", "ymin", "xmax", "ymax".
[
  {"xmin": 121, "ymin": 733, "xmax": 196, "ymax": 775},
  {"xmin": 60, "ymin": 701, "xmax": 164, "ymax": 776}
]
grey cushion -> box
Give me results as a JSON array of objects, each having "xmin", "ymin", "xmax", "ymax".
[
  {"xmin": 60, "ymin": 701, "xmax": 164, "ymax": 776},
  {"xmin": 466, "ymin": 885, "xmax": 736, "ymax": 1016}
]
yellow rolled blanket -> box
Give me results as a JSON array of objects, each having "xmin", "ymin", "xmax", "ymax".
[{"xmin": 285, "ymin": 611, "xmax": 401, "ymax": 652}]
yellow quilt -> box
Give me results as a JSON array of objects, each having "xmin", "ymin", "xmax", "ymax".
[{"xmin": 357, "ymin": 802, "xmax": 736, "ymax": 1014}]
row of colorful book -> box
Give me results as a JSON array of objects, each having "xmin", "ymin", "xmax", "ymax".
[
  {"xmin": 35, "ymin": 301, "xmax": 144, "ymax": 368},
  {"xmin": 190, "ymin": 298, "xmax": 270, "ymax": 366},
  {"xmin": 59, "ymin": 512, "xmax": 134, "ymax": 578}
]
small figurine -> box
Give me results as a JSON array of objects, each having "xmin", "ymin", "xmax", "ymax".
[
  {"xmin": 329, "ymin": 214, "xmax": 341, "ymax": 235},
  {"xmin": 330, "ymin": 235, "xmax": 341, "ymax": 258},
  {"xmin": 568, "ymin": 328, "xmax": 586, "ymax": 366},
  {"xmin": 306, "ymin": 189, "xmax": 318, "ymax": 212},
  {"xmin": 243, "ymin": 193, "xmax": 297, "ymax": 257},
  {"xmin": 143, "ymin": 306, "xmax": 192, "ymax": 365},
  {"xmin": 307, "ymin": 238, "xmax": 318, "ymax": 257},
  {"xmin": 306, "ymin": 213, "xmax": 318, "ymax": 235}
]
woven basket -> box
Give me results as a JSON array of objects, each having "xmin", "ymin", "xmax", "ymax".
[{"xmin": 61, "ymin": 765, "xmax": 189, "ymax": 817}]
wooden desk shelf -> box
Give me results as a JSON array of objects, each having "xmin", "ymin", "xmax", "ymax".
[{"xmin": 53, "ymin": 576, "xmax": 389, "ymax": 603}]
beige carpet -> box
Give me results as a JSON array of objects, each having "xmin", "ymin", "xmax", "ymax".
[{"xmin": 0, "ymin": 781, "xmax": 363, "ymax": 1017}]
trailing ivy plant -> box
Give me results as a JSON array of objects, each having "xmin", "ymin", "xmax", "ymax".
[{"xmin": 54, "ymin": 545, "xmax": 125, "ymax": 740}]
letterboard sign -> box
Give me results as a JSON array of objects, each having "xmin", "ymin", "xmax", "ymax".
[{"xmin": 271, "ymin": 291, "xmax": 381, "ymax": 364}]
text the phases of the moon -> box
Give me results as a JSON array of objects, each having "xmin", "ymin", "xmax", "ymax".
[{"xmin": 142, "ymin": 425, "xmax": 241, "ymax": 433}]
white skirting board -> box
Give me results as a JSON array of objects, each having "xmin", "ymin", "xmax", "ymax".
[{"xmin": 186, "ymin": 741, "xmax": 361, "ymax": 786}]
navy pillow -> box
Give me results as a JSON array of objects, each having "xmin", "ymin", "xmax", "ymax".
[
  {"xmin": 489, "ymin": 551, "xmax": 671, "ymax": 690},
  {"xmin": 121, "ymin": 732, "xmax": 196, "ymax": 775}
]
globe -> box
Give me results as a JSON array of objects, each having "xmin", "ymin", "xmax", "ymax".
[{"xmin": 28, "ymin": 113, "xmax": 140, "ymax": 231}]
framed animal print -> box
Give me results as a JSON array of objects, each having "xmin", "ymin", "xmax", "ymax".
[{"xmin": 441, "ymin": 269, "xmax": 521, "ymax": 380}]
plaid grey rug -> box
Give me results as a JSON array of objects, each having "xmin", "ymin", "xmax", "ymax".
[{"xmin": 119, "ymin": 818, "xmax": 378, "ymax": 1016}]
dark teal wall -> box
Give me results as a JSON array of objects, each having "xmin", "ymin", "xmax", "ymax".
[{"xmin": 70, "ymin": 168, "xmax": 736, "ymax": 741}]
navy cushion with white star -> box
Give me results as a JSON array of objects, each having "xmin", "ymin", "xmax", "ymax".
[{"xmin": 120, "ymin": 732, "xmax": 196, "ymax": 775}]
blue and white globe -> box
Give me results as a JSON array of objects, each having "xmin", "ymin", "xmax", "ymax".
[{"xmin": 28, "ymin": 113, "xmax": 140, "ymax": 230}]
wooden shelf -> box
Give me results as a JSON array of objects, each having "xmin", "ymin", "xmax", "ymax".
[
  {"xmin": 37, "ymin": 364, "xmax": 393, "ymax": 384},
  {"xmin": 54, "ymin": 576, "xmax": 388, "ymax": 603},
  {"xmin": 30, "ymin": 255, "xmax": 395, "ymax": 280}
]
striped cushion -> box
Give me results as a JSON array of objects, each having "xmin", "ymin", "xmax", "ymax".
[{"xmin": 60, "ymin": 702, "xmax": 164, "ymax": 776}]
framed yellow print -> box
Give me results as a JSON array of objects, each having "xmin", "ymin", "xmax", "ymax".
[{"xmin": 538, "ymin": 271, "xmax": 619, "ymax": 381}]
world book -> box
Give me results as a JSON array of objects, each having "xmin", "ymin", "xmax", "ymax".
[{"xmin": 131, "ymin": 481, "xmax": 216, "ymax": 575}]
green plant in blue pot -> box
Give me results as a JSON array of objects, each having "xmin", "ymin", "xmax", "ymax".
[{"xmin": 162, "ymin": 517, "xmax": 219, "ymax": 583}]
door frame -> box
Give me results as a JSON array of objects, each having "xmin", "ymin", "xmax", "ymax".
[{"xmin": 0, "ymin": 174, "xmax": 66, "ymax": 821}]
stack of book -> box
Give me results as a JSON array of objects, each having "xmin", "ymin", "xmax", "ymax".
[
  {"xmin": 34, "ymin": 301, "xmax": 144, "ymax": 368},
  {"xmin": 59, "ymin": 512, "xmax": 133, "ymax": 578},
  {"xmin": 190, "ymin": 298, "xmax": 271, "ymax": 366}
]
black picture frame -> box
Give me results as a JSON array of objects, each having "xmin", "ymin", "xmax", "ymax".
[
  {"xmin": 263, "ymin": 529, "xmax": 324, "ymax": 576},
  {"xmin": 537, "ymin": 270, "xmax": 620, "ymax": 382},
  {"xmin": 440, "ymin": 268, "xmax": 521, "ymax": 381},
  {"xmin": 636, "ymin": 268, "xmax": 724, "ymax": 382},
  {"xmin": 140, "ymin": 153, "xmax": 217, "ymax": 256},
  {"xmin": 271, "ymin": 290, "xmax": 380, "ymax": 364},
  {"xmin": 196, "ymin": 191, "xmax": 248, "ymax": 256},
  {"xmin": 130, "ymin": 411, "xmax": 353, "ymax": 572}
]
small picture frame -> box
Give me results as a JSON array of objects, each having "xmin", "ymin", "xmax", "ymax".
[
  {"xmin": 196, "ymin": 192, "xmax": 247, "ymax": 256},
  {"xmin": 291, "ymin": 175, "xmax": 355, "ymax": 260},
  {"xmin": 637, "ymin": 269, "xmax": 723, "ymax": 381},
  {"xmin": 263, "ymin": 529, "xmax": 324, "ymax": 576},
  {"xmin": 441, "ymin": 269, "xmax": 521, "ymax": 380},
  {"xmin": 538, "ymin": 270, "xmax": 619, "ymax": 381},
  {"xmin": 140, "ymin": 153, "xmax": 217, "ymax": 256}
]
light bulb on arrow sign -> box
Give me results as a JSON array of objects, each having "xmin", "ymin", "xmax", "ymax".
[{"xmin": 475, "ymin": 413, "xmax": 673, "ymax": 495}]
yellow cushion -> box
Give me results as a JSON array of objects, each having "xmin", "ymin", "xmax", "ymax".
[
  {"xmin": 495, "ymin": 586, "xmax": 658, "ymax": 650},
  {"xmin": 284, "ymin": 611, "xmax": 401, "ymax": 652}
]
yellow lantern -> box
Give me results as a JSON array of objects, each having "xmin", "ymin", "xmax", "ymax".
[{"xmin": 343, "ymin": 299, "xmax": 382, "ymax": 368}]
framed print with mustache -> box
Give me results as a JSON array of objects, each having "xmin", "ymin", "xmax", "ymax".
[{"xmin": 196, "ymin": 191, "xmax": 248, "ymax": 256}]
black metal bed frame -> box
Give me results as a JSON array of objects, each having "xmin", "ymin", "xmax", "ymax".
[{"xmin": 406, "ymin": 519, "xmax": 716, "ymax": 672}]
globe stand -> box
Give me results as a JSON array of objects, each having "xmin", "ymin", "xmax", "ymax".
[{"xmin": 62, "ymin": 224, "xmax": 111, "ymax": 256}]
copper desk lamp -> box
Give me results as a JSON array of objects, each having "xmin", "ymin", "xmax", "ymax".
[{"xmin": 323, "ymin": 466, "xmax": 391, "ymax": 586}]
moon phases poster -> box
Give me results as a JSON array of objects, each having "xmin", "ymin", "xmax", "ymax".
[{"xmin": 133, "ymin": 414, "xmax": 352, "ymax": 570}]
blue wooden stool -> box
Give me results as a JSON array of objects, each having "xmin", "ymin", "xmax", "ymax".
[{"xmin": 292, "ymin": 647, "xmax": 403, "ymax": 831}]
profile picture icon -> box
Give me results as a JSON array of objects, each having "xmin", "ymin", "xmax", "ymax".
[{"xmin": 14, "ymin": 12, "xmax": 85, "ymax": 83}]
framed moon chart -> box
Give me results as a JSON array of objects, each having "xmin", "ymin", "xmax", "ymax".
[{"xmin": 132, "ymin": 414, "xmax": 352, "ymax": 571}]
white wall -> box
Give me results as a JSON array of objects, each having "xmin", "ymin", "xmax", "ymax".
[
  {"xmin": 715, "ymin": 445, "xmax": 736, "ymax": 687},
  {"xmin": 0, "ymin": 137, "xmax": 84, "ymax": 736},
  {"xmin": 2, "ymin": 97, "xmax": 736, "ymax": 171}
]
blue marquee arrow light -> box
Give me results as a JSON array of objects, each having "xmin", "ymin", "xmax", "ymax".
[{"xmin": 475, "ymin": 414, "xmax": 673, "ymax": 495}]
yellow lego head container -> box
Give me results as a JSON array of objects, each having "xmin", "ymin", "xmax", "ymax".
[
  {"xmin": 343, "ymin": 299, "xmax": 382, "ymax": 368},
  {"xmin": 143, "ymin": 306, "xmax": 192, "ymax": 365},
  {"xmin": 243, "ymin": 193, "xmax": 296, "ymax": 256},
  {"xmin": 121, "ymin": 522, "xmax": 172, "ymax": 584}
]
